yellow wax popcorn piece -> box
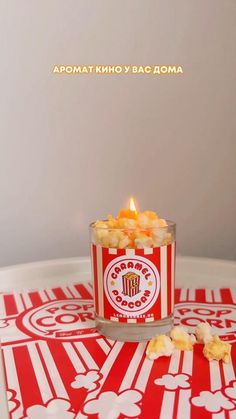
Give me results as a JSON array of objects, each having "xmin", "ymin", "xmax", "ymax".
[
  {"xmin": 107, "ymin": 215, "xmax": 118, "ymax": 229},
  {"xmin": 142, "ymin": 211, "xmax": 159, "ymax": 220},
  {"xmin": 196, "ymin": 322, "xmax": 213, "ymax": 344},
  {"xmin": 117, "ymin": 218, "xmax": 137, "ymax": 229},
  {"xmin": 170, "ymin": 326, "xmax": 196, "ymax": 350},
  {"xmin": 162, "ymin": 232, "xmax": 172, "ymax": 246},
  {"xmin": 108, "ymin": 230, "xmax": 131, "ymax": 248},
  {"xmin": 108, "ymin": 230, "xmax": 121, "ymax": 248},
  {"xmin": 118, "ymin": 233, "xmax": 131, "ymax": 249},
  {"xmin": 151, "ymin": 228, "xmax": 168, "ymax": 247},
  {"xmin": 159, "ymin": 218, "xmax": 168, "ymax": 227},
  {"xmin": 94, "ymin": 220, "xmax": 108, "ymax": 229},
  {"xmin": 137, "ymin": 211, "xmax": 159, "ymax": 229},
  {"xmin": 134, "ymin": 233, "xmax": 153, "ymax": 249},
  {"xmin": 146, "ymin": 335, "xmax": 174, "ymax": 360},
  {"xmin": 118, "ymin": 208, "xmax": 137, "ymax": 220},
  {"xmin": 203, "ymin": 335, "xmax": 231, "ymax": 363},
  {"xmin": 93, "ymin": 221, "xmax": 109, "ymax": 246}
]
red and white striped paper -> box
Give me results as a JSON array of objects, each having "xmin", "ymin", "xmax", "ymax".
[
  {"xmin": 0, "ymin": 284, "xmax": 236, "ymax": 419},
  {"xmin": 91, "ymin": 243, "xmax": 175, "ymax": 323},
  {"xmin": 0, "ymin": 282, "xmax": 114, "ymax": 418}
]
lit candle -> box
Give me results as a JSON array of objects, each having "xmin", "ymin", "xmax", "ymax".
[
  {"xmin": 118, "ymin": 196, "xmax": 138, "ymax": 219},
  {"xmin": 129, "ymin": 196, "xmax": 137, "ymax": 213},
  {"xmin": 90, "ymin": 197, "xmax": 176, "ymax": 341}
]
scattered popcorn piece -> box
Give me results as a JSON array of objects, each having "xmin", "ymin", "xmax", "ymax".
[
  {"xmin": 203, "ymin": 335, "xmax": 231, "ymax": 363},
  {"xmin": 170, "ymin": 326, "xmax": 196, "ymax": 351},
  {"xmin": 146, "ymin": 323, "xmax": 232, "ymax": 364},
  {"xmin": 146, "ymin": 335, "xmax": 174, "ymax": 360},
  {"xmin": 196, "ymin": 322, "xmax": 213, "ymax": 344}
]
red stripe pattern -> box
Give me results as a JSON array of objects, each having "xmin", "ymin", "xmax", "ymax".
[
  {"xmin": 0, "ymin": 285, "xmax": 235, "ymax": 418},
  {"xmin": 91, "ymin": 243, "xmax": 175, "ymax": 323}
]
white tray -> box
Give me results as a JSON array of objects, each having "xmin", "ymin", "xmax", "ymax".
[
  {"xmin": 0, "ymin": 255, "xmax": 235, "ymax": 419},
  {"xmin": 0, "ymin": 256, "xmax": 235, "ymax": 292}
]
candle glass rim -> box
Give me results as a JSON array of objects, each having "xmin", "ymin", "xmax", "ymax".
[{"xmin": 89, "ymin": 219, "xmax": 176, "ymax": 230}]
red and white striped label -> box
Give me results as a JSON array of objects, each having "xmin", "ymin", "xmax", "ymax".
[{"xmin": 91, "ymin": 242, "xmax": 176, "ymax": 323}]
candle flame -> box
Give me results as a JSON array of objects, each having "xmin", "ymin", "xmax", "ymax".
[{"xmin": 129, "ymin": 196, "xmax": 137, "ymax": 213}]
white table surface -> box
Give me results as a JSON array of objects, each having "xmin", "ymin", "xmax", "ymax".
[
  {"xmin": 0, "ymin": 256, "xmax": 235, "ymax": 291},
  {"xmin": 0, "ymin": 255, "xmax": 235, "ymax": 418}
]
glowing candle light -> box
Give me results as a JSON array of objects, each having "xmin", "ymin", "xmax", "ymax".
[{"xmin": 129, "ymin": 196, "xmax": 137, "ymax": 213}]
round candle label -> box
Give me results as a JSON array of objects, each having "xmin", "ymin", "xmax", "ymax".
[
  {"xmin": 17, "ymin": 299, "xmax": 98, "ymax": 340},
  {"xmin": 104, "ymin": 255, "xmax": 160, "ymax": 316},
  {"xmin": 91, "ymin": 243, "xmax": 175, "ymax": 323}
]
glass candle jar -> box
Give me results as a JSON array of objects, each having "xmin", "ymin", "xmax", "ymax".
[{"xmin": 90, "ymin": 220, "xmax": 176, "ymax": 341}]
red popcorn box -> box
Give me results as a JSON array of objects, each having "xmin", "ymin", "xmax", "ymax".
[
  {"xmin": 91, "ymin": 243, "xmax": 176, "ymax": 323},
  {"xmin": 122, "ymin": 272, "xmax": 140, "ymax": 297}
]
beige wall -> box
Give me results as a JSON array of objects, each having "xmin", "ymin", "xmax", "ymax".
[{"xmin": 0, "ymin": 0, "xmax": 236, "ymax": 266}]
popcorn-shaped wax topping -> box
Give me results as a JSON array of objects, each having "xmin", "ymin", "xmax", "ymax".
[
  {"xmin": 92, "ymin": 207, "xmax": 172, "ymax": 249},
  {"xmin": 170, "ymin": 326, "xmax": 196, "ymax": 351},
  {"xmin": 118, "ymin": 208, "xmax": 138, "ymax": 220},
  {"xmin": 203, "ymin": 335, "xmax": 231, "ymax": 363},
  {"xmin": 196, "ymin": 322, "xmax": 213, "ymax": 344},
  {"xmin": 137, "ymin": 211, "xmax": 158, "ymax": 228},
  {"xmin": 146, "ymin": 335, "xmax": 174, "ymax": 360},
  {"xmin": 134, "ymin": 233, "xmax": 153, "ymax": 249}
]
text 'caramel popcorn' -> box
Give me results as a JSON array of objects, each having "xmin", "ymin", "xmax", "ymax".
[
  {"xmin": 92, "ymin": 205, "xmax": 172, "ymax": 249},
  {"xmin": 146, "ymin": 323, "xmax": 232, "ymax": 364}
]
